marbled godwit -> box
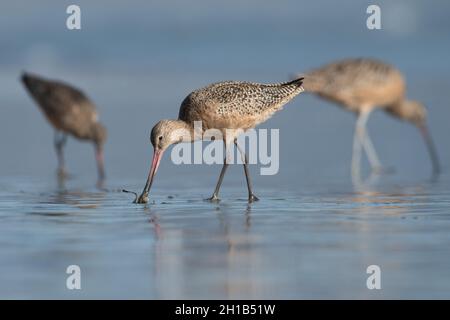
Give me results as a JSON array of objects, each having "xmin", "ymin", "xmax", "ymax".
[
  {"xmin": 297, "ymin": 58, "xmax": 440, "ymax": 179},
  {"xmin": 21, "ymin": 72, "xmax": 107, "ymax": 184},
  {"xmin": 134, "ymin": 77, "xmax": 304, "ymax": 204}
]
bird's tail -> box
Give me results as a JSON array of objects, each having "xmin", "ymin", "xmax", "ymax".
[
  {"xmin": 20, "ymin": 72, "xmax": 50, "ymax": 99},
  {"xmin": 281, "ymin": 76, "xmax": 304, "ymax": 88},
  {"xmin": 21, "ymin": 71, "xmax": 41, "ymax": 91},
  {"xmin": 21, "ymin": 71, "xmax": 31, "ymax": 86},
  {"xmin": 279, "ymin": 76, "xmax": 305, "ymax": 97}
]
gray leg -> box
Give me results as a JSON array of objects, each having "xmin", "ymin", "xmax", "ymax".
[
  {"xmin": 352, "ymin": 109, "xmax": 388, "ymax": 183},
  {"xmin": 206, "ymin": 158, "xmax": 229, "ymax": 201},
  {"xmin": 351, "ymin": 110, "xmax": 371, "ymax": 182},
  {"xmin": 359, "ymin": 115, "xmax": 384, "ymax": 172},
  {"xmin": 361, "ymin": 130, "xmax": 381, "ymax": 170},
  {"xmin": 54, "ymin": 131, "xmax": 68, "ymax": 177},
  {"xmin": 235, "ymin": 140, "xmax": 259, "ymax": 203}
]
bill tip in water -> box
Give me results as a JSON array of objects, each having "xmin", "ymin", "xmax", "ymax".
[{"xmin": 136, "ymin": 193, "xmax": 149, "ymax": 204}]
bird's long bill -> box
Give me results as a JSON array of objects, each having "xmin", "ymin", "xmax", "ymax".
[
  {"xmin": 419, "ymin": 125, "xmax": 441, "ymax": 175},
  {"xmin": 95, "ymin": 146, "xmax": 106, "ymax": 183},
  {"xmin": 141, "ymin": 148, "xmax": 163, "ymax": 196}
]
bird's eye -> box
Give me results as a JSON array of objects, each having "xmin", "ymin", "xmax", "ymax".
[{"xmin": 158, "ymin": 136, "xmax": 163, "ymax": 141}]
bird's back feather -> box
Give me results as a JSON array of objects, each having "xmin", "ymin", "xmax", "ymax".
[
  {"xmin": 178, "ymin": 78, "xmax": 304, "ymax": 130},
  {"xmin": 22, "ymin": 73, "xmax": 98, "ymax": 139},
  {"xmin": 302, "ymin": 58, "xmax": 405, "ymax": 110}
]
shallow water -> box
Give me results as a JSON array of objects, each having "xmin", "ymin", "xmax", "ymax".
[
  {"xmin": 1, "ymin": 174, "xmax": 450, "ymax": 299},
  {"xmin": 1, "ymin": 0, "xmax": 450, "ymax": 299}
]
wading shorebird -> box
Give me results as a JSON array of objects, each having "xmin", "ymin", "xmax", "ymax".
[
  {"xmin": 133, "ymin": 77, "xmax": 304, "ymax": 204},
  {"xmin": 296, "ymin": 58, "xmax": 440, "ymax": 180},
  {"xmin": 21, "ymin": 72, "xmax": 107, "ymax": 185}
]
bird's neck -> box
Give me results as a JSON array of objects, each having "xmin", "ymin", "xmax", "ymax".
[
  {"xmin": 172, "ymin": 119, "xmax": 199, "ymax": 143},
  {"xmin": 386, "ymin": 100, "xmax": 408, "ymax": 121}
]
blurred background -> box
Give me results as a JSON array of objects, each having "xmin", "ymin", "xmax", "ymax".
[
  {"xmin": 1, "ymin": 1, "xmax": 450, "ymax": 299},
  {"xmin": 1, "ymin": 0, "xmax": 449, "ymax": 186}
]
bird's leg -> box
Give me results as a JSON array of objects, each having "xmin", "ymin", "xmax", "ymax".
[
  {"xmin": 360, "ymin": 126, "xmax": 384, "ymax": 174},
  {"xmin": 352, "ymin": 109, "xmax": 390, "ymax": 182},
  {"xmin": 235, "ymin": 140, "xmax": 259, "ymax": 203},
  {"xmin": 54, "ymin": 131, "xmax": 68, "ymax": 178},
  {"xmin": 351, "ymin": 111, "xmax": 369, "ymax": 182},
  {"xmin": 206, "ymin": 141, "xmax": 234, "ymax": 202},
  {"xmin": 95, "ymin": 145, "xmax": 106, "ymax": 189},
  {"xmin": 358, "ymin": 111, "xmax": 392, "ymax": 175},
  {"xmin": 206, "ymin": 158, "xmax": 229, "ymax": 202}
]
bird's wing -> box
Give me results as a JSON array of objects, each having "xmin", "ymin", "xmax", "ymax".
[
  {"xmin": 26, "ymin": 79, "xmax": 98, "ymax": 137},
  {"xmin": 305, "ymin": 58, "xmax": 403, "ymax": 107},
  {"xmin": 179, "ymin": 79, "xmax": 303, "ymax": 128},
  {"xmin": 38, "ymin": 81, "xmax": 97, "ymax": 123},
  {"xmin": 330, "ymin": 60, "xmax": 391, "ymax": 88}
]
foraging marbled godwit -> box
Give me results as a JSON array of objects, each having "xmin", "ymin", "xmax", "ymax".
[
  {"xmin": 134, "ymin": 77, "xmax": 304, "ymax": 204},
  {"xmin": 21, "ymin": 72, "xmax": 107, "ymax": 184},
  {"xmin": 297, "ymin": 58, "xmax": 440, "ymax": 179}
]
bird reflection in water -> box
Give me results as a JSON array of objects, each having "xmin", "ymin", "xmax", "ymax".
[{"xmin": 42, "ymin": 188, "xmax": 105, "ymax": 210}]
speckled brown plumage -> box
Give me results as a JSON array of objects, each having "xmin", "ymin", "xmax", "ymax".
[
  {"xmin": 296, "ymin": 58, "xmax": 439, "ymax": 178},
  {"xmin": 21, "ymin": 73, "xmax": 104, "ymax": 142},
  {"xmin": 135, "ymin": 77, "xmax": 304, "ymax": 204},
  {"xmin": 303, "ymin": 58, "xmax": 406, "ymax": 113}
]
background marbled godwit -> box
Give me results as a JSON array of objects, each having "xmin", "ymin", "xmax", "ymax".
[
  {"xmin": 297, "ymin": 58, "xmax": 440, "ymax": 182},
  {"xmin": 21, "ymin": 72, "xmax": 107, "ymax": 185},
  {"xmin": 0, "ymin": 0, "xmax": 450, "ymax": 299},
  {"xmin": 134, "ymin": 78, "xmax": 304, "ymax": 204}
]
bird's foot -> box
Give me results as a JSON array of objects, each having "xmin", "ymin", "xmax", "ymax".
[
  {"xmin": 248, "ymin": 194, "xmax": 259, "ymax": 203},
  {"xmin": 205, "ymin": 194, "xmax": 221, "ymax": 202}
]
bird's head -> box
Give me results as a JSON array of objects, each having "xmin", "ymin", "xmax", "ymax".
[
  {"xmin": 397, "ymin": 100, "xmax": 427, "ymax": 126},
  {"xmin": 150, "ymin": 119, "xmax": 189, "ymax": 151},
  {"xmin": 136, "ymin": 119, "xmax": 192, "ymax": 203},
  {"xmin": 387, "ymin": 100, "xmax": 440, "ymax": 175}
]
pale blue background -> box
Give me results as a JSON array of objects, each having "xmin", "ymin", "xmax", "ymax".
[{"xmin": 0, "ymin": 1, "xmax": 449, "ymax": 299}]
